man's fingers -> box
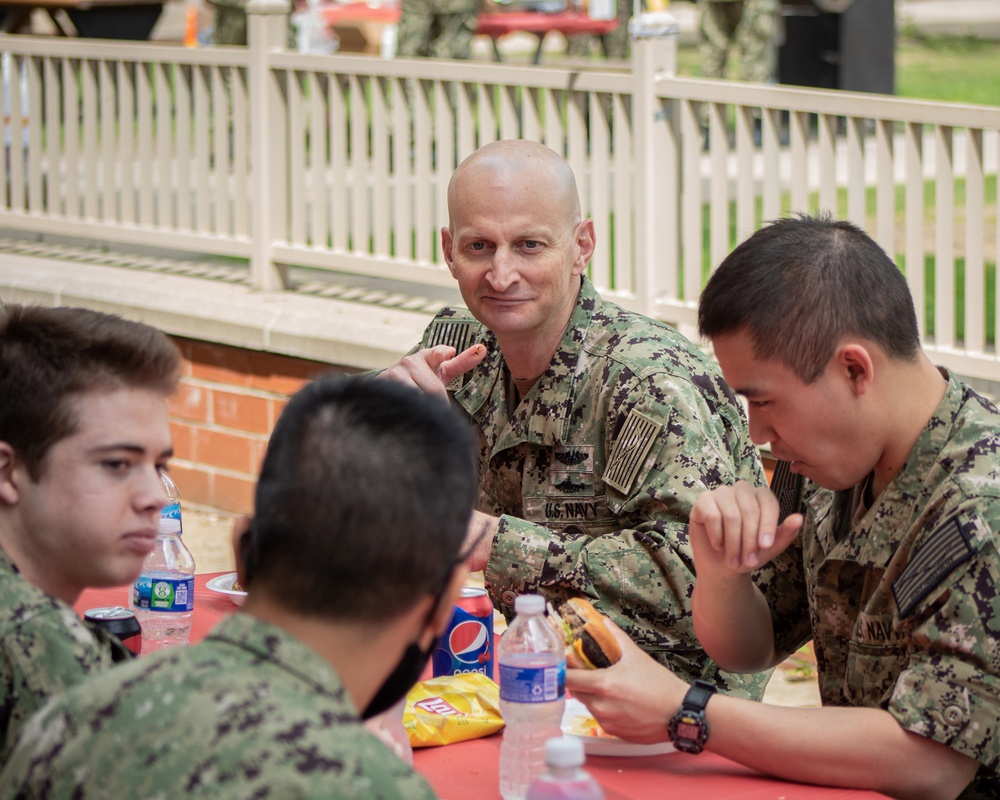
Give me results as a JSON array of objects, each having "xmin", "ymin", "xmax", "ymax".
[
  {"xmin": 773, "ymin": 513, "xmax": 804, "ymax": 552},
  {"xmin": 382, "ymin": 346, "xmax": 457, "ymax": 400},
  {"xmin": 437, "ymin": 344, "xmax": 487, "ymax": 385}
]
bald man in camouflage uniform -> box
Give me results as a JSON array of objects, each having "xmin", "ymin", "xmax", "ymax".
[
  {"xmin": 384, "ymin": 139, "xmax": 769, "ymax": 700},
  {"xmin": 568, "ymin": 215, "xmax": 999, "ymax": 797},
  {"xmin": 0, "ymin": 377, "xmax": 478, "ymax": 798},
  {"xmin": 396, "ymin": 0, "xmax": 480, "ymax": 59}
]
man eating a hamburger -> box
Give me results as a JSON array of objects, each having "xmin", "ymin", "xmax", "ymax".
[{"xmin": 567, "ymin": 216, "xmax": 1000, "ymax": 799}]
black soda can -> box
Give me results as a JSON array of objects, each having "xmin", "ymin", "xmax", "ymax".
[
  {"xmin": 85, "ymin": 606, "xmax": 142, "ymax": 657},
  {"xmin": 432, "ymin": 587, "xmax": 494, "ymax": 679}
]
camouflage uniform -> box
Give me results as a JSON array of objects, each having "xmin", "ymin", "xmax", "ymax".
[
  {"xmin": 0, "ymin": 613, "xmax": 438, "ymax": 799},
  {"xmin": 698, "ymin": 0, "xmax": 779, "ymax": 83},
  {"xmin": 0, "ymin": 548, "xmax": 128, "ymax": 762},
  {"xmin": 396, "ymin": 0, "xmax": 479, "ymax": 59},
  {"xmin": 761, "ymin": 371, "xmax": 1000, "ymax": 799},
  {"xmin": 418, "ymin": 277, "xmax": 770, "ymax": 699},
  {"xmin": 209, "ymin": 0, "xmax": 295, "ymax": 48}
]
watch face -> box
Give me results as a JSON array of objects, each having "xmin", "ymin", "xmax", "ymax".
[{"xmin": 675, "ymin": 718, "xmax": 701, "ymax": 741}]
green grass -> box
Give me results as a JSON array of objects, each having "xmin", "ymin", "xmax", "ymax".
[
  {"xmin": 896, "ymin": 34, "xmax": 1000, "ymax": 107},
  {"xmin": 675, "ymin": 34, "xmax": 1000, "ymax": 107}
]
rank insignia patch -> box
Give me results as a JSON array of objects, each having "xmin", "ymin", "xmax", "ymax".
[
  {"xmin": 892, "ymin": 515, "xmax": 974, "ymax": 619},
  {"xmin": 604, "ymin": 410, "xmax": 662, "ymax": 495}
]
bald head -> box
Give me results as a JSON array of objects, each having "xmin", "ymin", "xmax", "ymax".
[{"xmin": 447, "ymin": 140, "xmax": 581, "ymax": 230}]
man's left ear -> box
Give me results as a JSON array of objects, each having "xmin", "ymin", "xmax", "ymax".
[
  {"xmin": 839, "ymin": 343, "xmax": 874, "ymax": 396},
  {"xmin": 230, "ymin": 515, "xmax": 254, "ymax": 589},
  {"xmin": 0, "ymin": 443, "xmax": 22, "ymax": 506},
  {"xmin": 572, "ymin": 219, "xmax": 596, "ymax": 276}
]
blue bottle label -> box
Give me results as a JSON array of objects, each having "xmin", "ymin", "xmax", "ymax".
[
  {"xmin": 161, "ymin": 503, "xmax": 182, "ymax": 524},
  {"xmin": 499, "ymin": 662, "xmax": 566, "ymax": 703},
  {"xmin": 132, "ymin": 576, "xmax": 194, "ymax": 612}
]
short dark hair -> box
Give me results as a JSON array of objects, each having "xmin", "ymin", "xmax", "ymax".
[
  {"xmin": 248, "ymin": 376, "xmax": 477, "ymax": 621},
  {"xmin": 698, "ymin": 214, "xmax": 920, "ymax": 383},
  {"xmin": 0, "ymin": 303, "xmax": 181, "ymax": 479}
]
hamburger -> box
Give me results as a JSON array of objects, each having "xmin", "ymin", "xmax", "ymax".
[{"xmin": 549, "ymin": 597, "xmax": 622, "ymax": 669}]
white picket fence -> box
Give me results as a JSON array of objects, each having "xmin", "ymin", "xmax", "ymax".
[{"xmin": 0, "ymin": 2, "xmax": 998, "ymax": 378}]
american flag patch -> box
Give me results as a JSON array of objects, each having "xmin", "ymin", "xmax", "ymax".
[
  {"xmin": 892, "ymin": 515, "xmax": 974, "ymax": 619},
  {"xmin": 426, "ymin": 320, "xmax": 480, "ymax": 392},
  {"xmin": 604, "ymin": 410, "xmax": 662, "ymax": 495}
]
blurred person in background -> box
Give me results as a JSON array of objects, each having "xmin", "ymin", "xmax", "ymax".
[
  {"xmin": 397, "ymin": 0, "xmax": 481, "ymax": 58},
  {"xmin": 0, "ymin": 304, "xmax": 179, "ymax": 760},
  {"xmin": 698, "ymin": 0, "xmax": 779, "ymax": 82}
]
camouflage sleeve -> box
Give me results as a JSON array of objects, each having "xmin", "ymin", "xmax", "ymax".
[
  {"xmin": 886, "ymin": 504, "xmax": 1000, "ymax": 772},
  {"xmin": 486, "ymin": 372, "xmax": 766, "ymax": 684},
  {"xmin": 0, "ymin": 607, "xmax": 114, "ymax": 760}
]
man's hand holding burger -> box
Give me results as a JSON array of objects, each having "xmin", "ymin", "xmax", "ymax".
[{"xmin": 566, "ymin": 616, "xmax": 688, "ymax": 745}]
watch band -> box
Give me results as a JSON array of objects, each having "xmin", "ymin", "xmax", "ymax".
[
  {"xmin": 668, "ymin": 679, "xmax": 717, "ymax": 754},
  {"xmin": 683, "ymin": 679, "xmax": 717, "ymax": 711}
]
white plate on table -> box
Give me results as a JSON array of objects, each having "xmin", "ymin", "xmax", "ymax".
[
  {"xmin": 205, "ymin": 572, "xmax": 247, "ymax": 606},
  {"xmin": 561, "ymin": 698, "xmax": 675, "ymax": 757}
]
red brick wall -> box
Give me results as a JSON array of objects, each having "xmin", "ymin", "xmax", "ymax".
[{"xmin": 167, "ymin": 337, "xmax": 348, "ymax": 516}]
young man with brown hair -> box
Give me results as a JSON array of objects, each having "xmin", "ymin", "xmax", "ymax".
[{"xmin": 0, "ymin": 303, "xmax": 180, "ymax": 759}]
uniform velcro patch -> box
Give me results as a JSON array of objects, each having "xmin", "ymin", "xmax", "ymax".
[
  {"xmin": 427, "ymin": 319, "xmax": 480, "ymax": 392},
  {"xmin": 892, "ymin": 515, "xmax": 974, "ymax": 619},
  {"xmin": 604, "ymin": 410, "xmax": 662, "ymax": 495},
  {"xmin": 769, "ymin": 460, "xmax": 803, "ymax": 524}
]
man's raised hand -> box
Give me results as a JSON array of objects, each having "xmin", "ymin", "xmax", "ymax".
[{"xmin": 381, "ymin": 344, "xmax": 487, "ymax": 401}]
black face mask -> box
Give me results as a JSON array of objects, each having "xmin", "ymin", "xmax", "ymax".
[{"xmin": 360, "ymin": 635, "xmax": 438, "ymax": 720}]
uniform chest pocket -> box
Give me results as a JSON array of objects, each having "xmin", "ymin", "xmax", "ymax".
[{"xmin": 843, "ymin": 612, "xmax": 911, "ymax": 706}]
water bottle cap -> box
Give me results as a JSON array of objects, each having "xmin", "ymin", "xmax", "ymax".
[
  {"xmin": 157, "ymin": 517, "xmax": 182, "ymax": 536},
  {"xmin": 514, "ymin": 594, "xmax": 545, "ymax": 615},
  {"xmin": 544, "ymin": 736, "xmax": 586, "ymax": 768}
]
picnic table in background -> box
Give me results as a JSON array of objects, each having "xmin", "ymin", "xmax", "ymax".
[{"xmin": 316, "ymin": 1, "xmax": 617, "ymax": 61}]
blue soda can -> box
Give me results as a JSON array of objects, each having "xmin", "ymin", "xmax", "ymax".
[{"xmin": 433, "ymin": 587, "xmax": 495, "ymax": 679}]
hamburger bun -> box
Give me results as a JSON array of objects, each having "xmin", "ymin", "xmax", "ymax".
[{"xmin": 551, "ymin": 597, "xmax": 622, "ymax": 670}]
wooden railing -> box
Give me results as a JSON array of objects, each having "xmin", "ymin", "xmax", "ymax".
[{"xmin": 1, "ymin": 1, "xmax": 998, "ymax": 379}]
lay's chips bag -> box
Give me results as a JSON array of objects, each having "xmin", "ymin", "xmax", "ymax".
[{"xmin": 404, "ymin": 672, "xmax": 504, "ymax": 747}]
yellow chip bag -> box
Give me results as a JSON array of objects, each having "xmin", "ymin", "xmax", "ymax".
[{"xmin": 404, "ymin": 672, "xmax": 504, "ymax": 747}]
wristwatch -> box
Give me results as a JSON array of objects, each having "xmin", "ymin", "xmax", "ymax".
[{"xmin": 667, "ymin": 680, "xmax": 716, "ymax": 754}]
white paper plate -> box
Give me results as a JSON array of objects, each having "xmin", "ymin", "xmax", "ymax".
[
  {"xmin": 561, "ymin": 698, "xmax": 675, "ymax": 757},
  {"xmin": 205, "ymin": 572, "xmax": 247, "ymax": 606}
]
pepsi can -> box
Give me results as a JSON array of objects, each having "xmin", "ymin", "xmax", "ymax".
[{"xmin": 433, "ymin": 587, "xmax": 494, "ymax": 679}]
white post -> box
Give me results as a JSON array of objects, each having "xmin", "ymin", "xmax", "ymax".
[
  {"xmin": 248, "ymin": 0, "xmax": 290, "ymax": 291},
  {"xmin": 630, "ymin": 12, "xmax": 679, "ymax": 325}
]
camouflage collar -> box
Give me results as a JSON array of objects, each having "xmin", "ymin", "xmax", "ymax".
[
  {"xmin": 807, "ymin": 370, "xmax": 971, "ymax": 567},
  {"xmin": 206, "ymin": 613, "xmax": 352, "ymax": 709},
  {"xmin": 456, "ymin": 277, "xmax": 599, "ymax": 448}
]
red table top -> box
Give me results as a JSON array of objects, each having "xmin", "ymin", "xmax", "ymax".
[
  {"xmin": 75, "ymin": 574, "xmax": 888, "ymax": 800},
  {"xmin": 476, "ymin": 10, "xmax": 618, "ymax": 37}
]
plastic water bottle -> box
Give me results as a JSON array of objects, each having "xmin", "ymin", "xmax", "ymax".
[
  {"xmin": 159, "ymin": 470, "xmax": 182, "ymax": 526},
  {"xmin": 130, "ymin": 473, "xmax": 196, "ymax": 653},
  {"xmin": 526, "ymin": 737, "xmax": 604, "ymax": 800},
  {"xmin": 499, "ymin": 594, "xmax": 566, "ymax": 800}
]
